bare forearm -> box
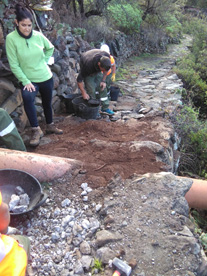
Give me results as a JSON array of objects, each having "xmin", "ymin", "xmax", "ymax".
[{"xmin": 78, "ymin": 81, "xmax": 89, "ymax": 100}]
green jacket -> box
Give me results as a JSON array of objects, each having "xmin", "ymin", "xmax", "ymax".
[
  {"xmin": 0, "ymin": 108, "xmax": 26, "ymax": 151},
  {"xmin": 6, "ymin": 29, "xmax": 54, "ymax": 86}
]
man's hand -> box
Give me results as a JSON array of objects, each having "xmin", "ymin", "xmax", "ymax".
[
  {"xmin": 78, "ymin": 81, "xmax": 90, "ymax": 100},
  {"xmin": 23, "ymin": 83, "xmax": 35, "ymax": 92},
  {"xmin": 82, "ymin": 92, "xmax": 90, "ymax": 100},
  {"xmin": 100, "ymin": 81, "xmax": 106, "ymax": 90}
]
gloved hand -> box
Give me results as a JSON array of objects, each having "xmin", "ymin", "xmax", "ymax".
[{"xmin": 111, "ymin": 73, "xmax": 116, "ymax": 82}]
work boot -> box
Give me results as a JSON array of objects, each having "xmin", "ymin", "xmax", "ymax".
[
  {"xmin": 100, "ymin": 108, "xmax": 115, "ymax": 116},
  {"xmin": 46, "ymin": 123, "xmax": 63, "ymax": 135},
  {"xmin": 30, "ymin": 126, "xmax": 44, "ymax": 147}
]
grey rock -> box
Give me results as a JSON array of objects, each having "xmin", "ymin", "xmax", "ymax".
[
  {"xmin": 61, "ymin": 198, "xmax": 71, "ymax": 207},
  {"xmin": 74, "ymin": 260, "xmax": 84, "ymax": 275},
  {"xmin": 15, "ymin": 186, "xmax": 25, "ymax": 195},
  {"xmin": 9, "ymin": 194, "xmax": 20, "ymax": 211},
  {"xmin": 80, "ymin": 255, "xmax": 93, "ymax": 271},
  {"xmin": 96, "ymin": 247, "xmax": 116, "ymax": 264},
  {"xmin": 12, "ymin": 205, "xmax": 27, "ymax": 213},
  {"xmin": 80, "ymin": 241, "xmax": 91, "ymax": 255},
  {"xmin": 62, "ymin": 215, "xmax": 74, "ymax": 228},
  {"xmin": 19, "ymin": 194, "xmax": 30, "ymax": 206},
  {"xmin": 95, "ymin": 230, "xmax": 123, "ymax": 247}
]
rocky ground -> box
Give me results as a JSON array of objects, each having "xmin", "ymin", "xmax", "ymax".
[{"xmin": 10, "ymin": 35, "xmax": 207, "ymax": 276}]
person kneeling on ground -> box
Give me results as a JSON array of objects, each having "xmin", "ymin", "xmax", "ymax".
[
  {"xmin": 0, "ymin": 191, "xmax": 30, "ymax": 275},
  {"xmin": 77, "ymin": 49, "xmax": 115, "ymax": 116},
  {"xmin": 0, "ymin": 108, "xmax": 26, "ymax": 151}
]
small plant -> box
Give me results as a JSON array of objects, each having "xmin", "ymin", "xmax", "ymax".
[
  {"xmin": 91, "ymin": 258, "xmax": 103, "ymax": 275},
  {"xmin": 55, "ymin": 23, "xmax": 71, "ymax": 36},
  {"xmin": 201, "ymin": 233, "xmax": 207, "ymax": 251},
  {"xmin": 174, "ymin": 88, "xmax": 187, "ymax": 97},
  {"xmin": 72, "ymin": 27, "xmax": 86, "ymax": 39},
  {"xmin": 116, "ymin": 67, "xmax": 127, "ymax": 80},
  {"xmin": 41, "ymin": 182, "xmax": 52, "ymax": 190}
]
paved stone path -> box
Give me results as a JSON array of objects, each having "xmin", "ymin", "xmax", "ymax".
[{"xmin": 112, "ymin": 35, "xmax": 192, "ymax": 119}]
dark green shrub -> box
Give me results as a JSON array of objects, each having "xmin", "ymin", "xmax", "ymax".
[
  {"xmin": 171, "ymin": 105, "xmax": 207, "ymax": 176},
  {"xmin": 174, "ymin": 53, "xmax": 207, "ymax": 107},
  {"xmin": 107, "ymin": 4, "xmax": 142, "ymax": 34},
  {"xmin": 195, "ymin": 49, "xmax": 207, "ymax": 80},
  {"xmin": 165, "ymin": 14, "xmax": 182, "ymax": 38}
]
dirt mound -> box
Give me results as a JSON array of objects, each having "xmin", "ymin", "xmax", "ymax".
[{"xmin": 28, "ymin": 116, "xmax": 165, "ymax": 188}]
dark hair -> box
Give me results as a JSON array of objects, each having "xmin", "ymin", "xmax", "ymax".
[
  {"xmin": 15, "ymin": 4, "xmax": 33, "ymax": 23},
  {"xmin": 100, "ymin": 56, "xmax": 111, "ymax": 71}
]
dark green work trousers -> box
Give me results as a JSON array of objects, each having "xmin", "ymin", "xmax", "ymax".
[
  {"xmin": 0, "ymin": 108, "xmax": 26, "ymax": 151},
  {"xmin": 84, "ymin": 72, "xmax": 109, "ymax": 110}
]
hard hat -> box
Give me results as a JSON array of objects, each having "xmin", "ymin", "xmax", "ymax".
[
  {"xmin": 100, "ymin": 44, "xmax": 110, "ymax": 54},
  {"xmin": 0, "ymin": 191, "xmax": 2, "ymax": 206}
]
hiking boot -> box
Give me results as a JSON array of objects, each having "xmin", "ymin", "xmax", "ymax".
[
  {"xmin": 100, "ymin": 108, "xmax": 114, "ymax": 116},
  {"xmin": 30, "ymin": 126, "xmax": 44, "ymax": 147},
  {"xmin": 46, "ymin": 123, "xmax": 63, "ymax": 135}
]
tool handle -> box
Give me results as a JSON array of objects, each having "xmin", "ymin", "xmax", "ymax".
[{"xmin": 112, "ymin": 270, "xmax": 121, "ymax": 276}]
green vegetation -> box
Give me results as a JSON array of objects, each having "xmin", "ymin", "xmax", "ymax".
[
  {"xmin": 55, "ymin": 23, "xmax": 71, "ymax": 36},
  {"xmin": 41, "ymin": 182, "xmax": 53, "ymax": 190},
  {"xmin": 173, "ymin": 14, "xmax": 207, "ymax": 176},
  {"xmin": 174, "ymin": 16, "xmax": 207, "ymax": 115},
  {"xmin": 186, "ymin": 0, "xmax": 207, "ymax": 9},
  {"xmin": 116, "ymin": 67, "xmax": 130, "ymax": 81},
  {"xmin": 72, "ymin": 27, "xmax": 86, "ymax": 38},
  {"xmin": 172, "ymin": 105, "xmax": 207, "ymax": 177},
  {"xmin": 107, "ymin": 3, "xmax": 142, "ymax": 34},
  {"xmin": 165, "ymin": 14, "xmax": 182, "ymax": 38},
  {"xmin": 91, "ymin": 258, "xmax": 103, "ymax": 275},
  {"xmin": 190, "ymin": 209, "xmax": 207, "ymax": 254}
]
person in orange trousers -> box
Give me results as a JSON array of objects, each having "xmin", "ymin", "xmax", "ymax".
[{"xmin": 0, "ymin": 191, "xmax": 30, "ymax": 275}]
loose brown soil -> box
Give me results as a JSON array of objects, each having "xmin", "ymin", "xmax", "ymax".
[{"xmin": 28, "ymin": 115, "xmax": 165, "ymax": 188}]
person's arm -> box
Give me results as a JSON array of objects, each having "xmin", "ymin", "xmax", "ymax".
[
  {"xmin": 100, "ymin": 71, "xmax": 108, "ymax": 90},
  {"xmin": 0, "ymin": 201, "xmax": 10, "ymax": 234},
  {"xmin": 77, "ymin": 70, "xmax": 90, "ymax": 100},
  {"xmin": 6, "ymin": 35, "xmax": 31, "ymax": 86},
  {"xmin": 41, "ymin": 33, "xmax": 54, "ymax": 63},
  {"xmin": 77, "ymin": 81, "xmax": 90, "ymax": 100}
]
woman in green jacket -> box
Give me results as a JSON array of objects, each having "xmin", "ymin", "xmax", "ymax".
[{"xmin": 6, "ymin": 4, "xmax": 63, "ymax": 147}]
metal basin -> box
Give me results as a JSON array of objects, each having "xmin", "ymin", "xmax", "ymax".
[{"xmin": 0, "ymin": 169, "xmax": 47, "ymax": 215}]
